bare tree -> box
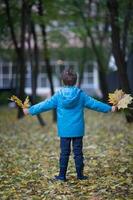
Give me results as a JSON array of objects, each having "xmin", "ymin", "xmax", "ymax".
[
  {"xmin": 4, "ymin": 0, "xmax": 28, "ymax": 118},
  {"xmin": 107, "ymin": 0, "xmax": 133, "ymax": 122},
  {"xmin": 27, "ymin": 5, "xmax": 46, "ymax": 126},
  {"xmin": 38, "ymin": 0, "xmax": 56, "ymax": 121}
]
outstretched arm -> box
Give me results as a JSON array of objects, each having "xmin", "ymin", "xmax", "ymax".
[
  {"xmin": 23, "ymin": 93, "xmax": 58, "ymax": 115},
  {"xmin": 83, "ymin": 92, "xmax": 112, "ymax": 113}
]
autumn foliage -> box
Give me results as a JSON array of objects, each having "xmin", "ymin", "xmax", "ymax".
[
  {"xmin": 10, "ymin": 95, "xmax": 30, "ymax": 109},
  {"xmin": 0, "ymin": 108, "xmax": 133, "ymax": 199},
  {"xmin": 108, "ymin": 89, "xmax": 133, "ymax": 110}
]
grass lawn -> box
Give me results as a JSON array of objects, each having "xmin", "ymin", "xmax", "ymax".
[{"xmin": 0, "ymin": 107, "xmax": 133, "ymax": 200}]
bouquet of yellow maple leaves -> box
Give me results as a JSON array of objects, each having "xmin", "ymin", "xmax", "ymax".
[
  {"xmin": 9, "ymin": 95, "xmax": 30, "ymax": 109},
  {"xmin": 108, "ymin": 89, "xmax": 133, "ymax": 110}
]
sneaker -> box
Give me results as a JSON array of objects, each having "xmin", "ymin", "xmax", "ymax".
[
  {"xmin": 77, "ymin": 176, "xmax": 88, "ymax": 180},
  {"xmin": 54, "ymin": 175, "xmax": 67, "ymax": 182}
]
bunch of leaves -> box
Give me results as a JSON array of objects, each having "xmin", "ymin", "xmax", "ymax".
[
  {"xmin": 9, "ymin": 95, "xmax": 30, "ymax": 109},
  {"xmin": 0, "ymin": 108, "xmax": 133, "ymax": 200},
  {"xmin": 108, "ymin": 89, "xmax": 133, "ymax": 110}
]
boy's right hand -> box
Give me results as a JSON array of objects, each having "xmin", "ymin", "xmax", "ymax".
[{"xmin": 23, "ymin": 108, "xmax": 29, "ymax": 115}]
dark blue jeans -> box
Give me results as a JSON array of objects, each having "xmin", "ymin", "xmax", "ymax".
[{"xmin": 59, "ymin": 137, "xmax": 84, "ymax": 178}]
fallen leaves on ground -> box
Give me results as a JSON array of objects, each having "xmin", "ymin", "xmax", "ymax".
[{"xmin": 0, "ymin": 107, "xmax": 133, "ymax": 200}]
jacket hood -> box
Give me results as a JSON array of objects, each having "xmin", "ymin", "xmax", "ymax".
[{"xmin": 60, "ymin": 86, "xmax": 81, "ymax": 108}]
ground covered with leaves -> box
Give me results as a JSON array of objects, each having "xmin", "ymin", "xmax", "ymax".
[{"xmin": 0, "ymin": 107, "xmax": 133, "ymax": 200}]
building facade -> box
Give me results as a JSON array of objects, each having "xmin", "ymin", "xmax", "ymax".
[{"xmin": 0, "ymin": 60, "xmax": 101, "ymax": 97}]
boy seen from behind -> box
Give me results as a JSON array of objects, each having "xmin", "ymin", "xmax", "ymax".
[{"xmin": 23, "ymin": 68, "xmax": 116, "ymax": 181}]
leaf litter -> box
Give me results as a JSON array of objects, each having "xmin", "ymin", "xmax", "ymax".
[{"xmin": 0, "ymin": 107, "xmax": 133, "ymax": 199}]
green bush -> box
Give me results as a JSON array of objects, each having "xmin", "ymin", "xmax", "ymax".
[{"xmin": 0, "ymin": 91, "xmax": 12, "ymax": 105}]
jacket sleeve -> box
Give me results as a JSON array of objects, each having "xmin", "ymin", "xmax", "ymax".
[
  {"xmin": 29, "ymin": 93, "xmax": 58, "ymax": 115},
  {"xmin": 83, "ymin": 92, "xmax": 112, "ymax": 113}
]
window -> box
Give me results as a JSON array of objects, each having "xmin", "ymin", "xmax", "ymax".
[
  {"xmin": 0, "ymin": 63, "xmax": 11, "ymax": 89},
  {"xmin": 50, "ymin": 64, "xmax": 56, "ymax": 74},
  {"xmin": 88, "ymin": 76, "xmax": 93, "ymax": 84},
  {"xmin": 39, "ymin": 64, "xmax": 46, "ymax": 73},
  {"xmin": 40, "ymin": 76, "xmax": 47, "ymax": 87},
  {"xmin": 37, "ymin": 74, "xmax": 48, "ymax": 88},
  {"xmin": 12, "ymin": 65, "xmax": 17, "ymax": 75},
  {"xmin": 82, "ymin": 73, "xmax": 93, "ymax": 85},
  {"xmin": 26, "ymin": 65, "xmax": 31, "ymax": 75},
  {"xmin": 3, "ymin": 78, "xmax": 10, "ymax": 88},
  {"xmin": 2, "ymin": 65, "xmax": 9, "ymax": 74},
  {"xmin": 60, "ymin": 64, "xmax": 65, "ymax": 73},
  {"xmin": 12, "ymin": 78, "xmax": 16, "ymax": 88},
  {"xmin": 85, "ymin": 62, "xmax": 93, "ymax": 73},
  {"xmin": 25, "ymin": 78, "xmax": 31, "ymax": 88}
]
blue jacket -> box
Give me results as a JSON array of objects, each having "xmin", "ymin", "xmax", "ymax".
[{"xmin": 29, "ymin": 86, "xmax": 111, "ymax": 137}]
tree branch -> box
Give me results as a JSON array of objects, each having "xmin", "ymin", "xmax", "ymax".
[
  {"xmin": 107, "ymin": 0, "xmax": 131, "ymax": 93},
  {"xmin": 4, "ymin": 0, "xmax": 19, "ymax": 52},
  {"xmin": 122, "ymin": 1, "xmax": 132, "ymax": 57},
  {"xmin": 20, "ymin": 0, "xmax": 28, "ymax": 51}
]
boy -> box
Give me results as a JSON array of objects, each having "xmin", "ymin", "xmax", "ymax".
[{"xmin": 23, "ymin": 68, "xmax": 116, "ymax": 181}]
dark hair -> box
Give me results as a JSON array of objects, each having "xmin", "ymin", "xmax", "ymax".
[{"xmin": 61, "ymin": 68, "xmax": 77, "ymax": 86}]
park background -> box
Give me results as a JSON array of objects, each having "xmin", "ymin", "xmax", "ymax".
[{"xmin": 0, "ymin": 0, "xmax": 133, "ymax": 199}]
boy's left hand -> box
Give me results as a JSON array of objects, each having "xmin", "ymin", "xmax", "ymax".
[
  {"xmin": 111, "ymin": 106, "xmax": 117, "ymax": 112},
  {"xmin": 23, "ymin": 108, "xmax": 29, "ymax": 115}
]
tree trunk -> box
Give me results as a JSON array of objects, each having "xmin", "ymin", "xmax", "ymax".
[
  {"xmin": 107, "ymin": 0, "xmax": 133, "ymax": 122},
  {"xmin": 78, "ymin": 37, "xmax": 87, "ymax": 87},
  {"xmin": 17, "ymin": 0, "xmax": 27, "ymax": 118},
  {"xmin": 17, "ymin": 49, "xmax": 26, "ymax": 118},
  {"xmin": 107, "ymin": 0, "xmax": 131, "ymax": 93},
  {"xmin": 30, "ymin": 21, "xmax": 46, "ymax": 126},
  {"xmin": 98, "ymin": 69, "xmax": 109, "ymax": 102},
  {"xmin": 4, "ymin": 0, "xmax": 27, "ymax": 119},
  {"xmin": 89, "ymin": 33, "xmax": 109, "ymax": 102},
  {"xmin": 38, "ymin": 0, "xmax": 56, "ymax": 121}
]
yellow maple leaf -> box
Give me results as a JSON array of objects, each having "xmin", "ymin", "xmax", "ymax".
[
  {"xmin": 10, "ymin": 95, "xmax": 30, "ymax": 109},
  {"xmin": 23, "ymin": 96, "xmax": 30, "ymax": 108},
  {"xmin": 108, "ymin": 89, "xmax": 124, "ymax": 105},
  {"xmin": 10, "ymin": 95, "xmax": 23, "ymax": 108},
  {"xmin": 117, "ymin": 94, "xmax": 133, "ymax": 110},
  {"xmin": 108, "ymin": 89, "xmax": 133, "ymax": 110}
]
